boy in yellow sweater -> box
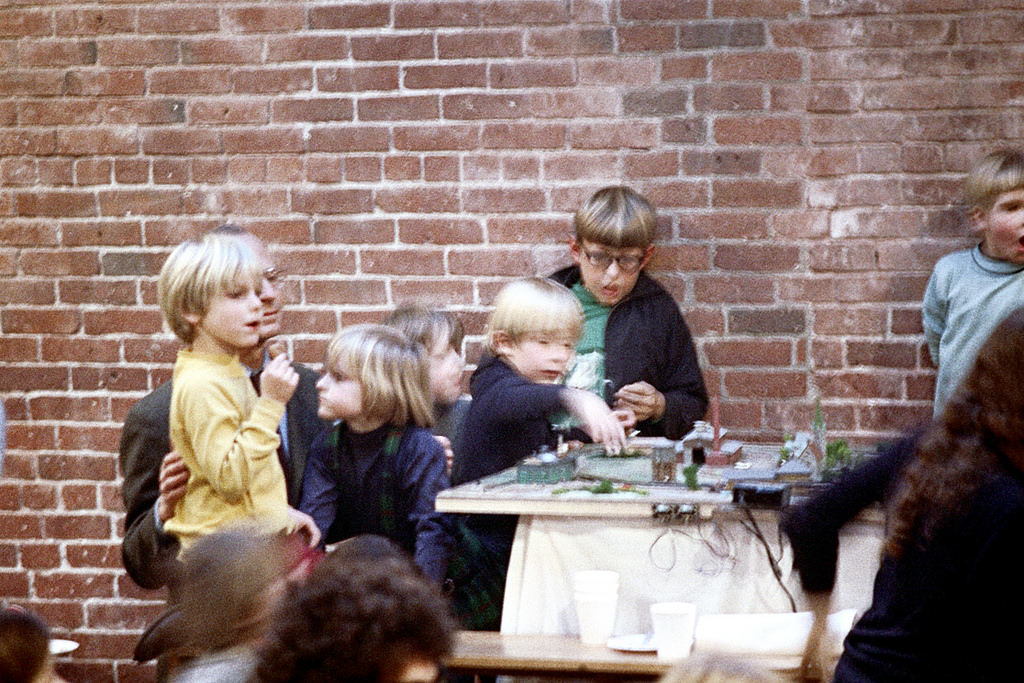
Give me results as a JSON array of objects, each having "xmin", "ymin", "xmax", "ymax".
[{"xmin": 157, "ymin": 232, "xmax": 319, "ymax": 551}]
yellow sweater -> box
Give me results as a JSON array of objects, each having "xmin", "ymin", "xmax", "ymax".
[{"xmin": 164, "ymin": 350, "xmax": 291, "ymax": 550}]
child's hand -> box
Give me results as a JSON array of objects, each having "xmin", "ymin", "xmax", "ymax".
[
  {"xmin": 612, "ymin": 407, "xmax": 637, "ymax": 431},
  {"xmin": 287, "ymin": 507, "xmax": 322, "ymax": 548},
  {"xmin": 157, "ymin": 451, "xmax": 189, "ymax": 523},
  {"xmin": 259, "ymin": 353, "xmax": 299, "ymax": 406},
  {"xmin": 613, "ymin": 381, "xmax": 666, "ymax": 423},
  {"xmin": 434, "ymin": 434, "xmax": 454, "ymax": 476},
  {"xmin": 562, "ymin": 389, "xmax": 627, "ymax": 454}
]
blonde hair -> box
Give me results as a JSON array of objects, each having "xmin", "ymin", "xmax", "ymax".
[
  {"xmin": 485, "ymin": 277, "xmax": 583, "ymax": 354},
  {"xmin": 324, "ymin": 324, "xmax": 434, "ymax": 428},
  {"xmin": 382, "ymin": 303, "xmax": 464, "ymax": 354},
  {"xmin": 158, "ymin": 232, "xmax": 263, "ymax": 344},
  {"xmin": 575, "ymin": 185, "xmax": 657, "ymax": 249},
  {"xmin": 963, "ymin": 149, "xmax": 1024, "ymax": 210}
]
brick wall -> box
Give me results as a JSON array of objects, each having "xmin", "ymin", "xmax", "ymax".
[{"xmin": 1, "ymin": 1, "xmax": 1019, "ymax": 679}]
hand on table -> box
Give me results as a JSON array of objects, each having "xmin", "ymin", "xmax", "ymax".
[
  {"xmin": 613, "ymin": 381, "xmax": 665, "ymax": 423},
  {"xmin": 562, "ymin": 389, "xmax": 627, "ymax": 454},
  {"xmin": 157, "ymin": 451, "xmax": 189, "ymax": 524}
]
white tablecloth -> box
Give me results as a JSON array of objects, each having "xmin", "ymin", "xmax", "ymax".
[{"xmin": 500, "ymin": 514, "xmax": 882, "ymax": 638}]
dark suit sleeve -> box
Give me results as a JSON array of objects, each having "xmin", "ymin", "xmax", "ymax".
[
  {"xmin": 283, "ymin": 363, "xmax": 330, "ymax": 506},
  {"xmin": 119, "ymin": 382, "xmax": 181, "ymax": 590}
]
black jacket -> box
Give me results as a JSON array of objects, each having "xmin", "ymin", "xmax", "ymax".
[
  {"xmin": 783, "ymin": 428, "xmax": 1024, "ymax": 682},
  {"xmin": 549, "ymin": 265, "xmax": 707, "ymax": 439},
  {"xmin": 118, "ymin": 362, "xmax": 327, "ymax": 590}
]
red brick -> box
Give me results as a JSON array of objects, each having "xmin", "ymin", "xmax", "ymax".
[
  {"xmin": 482, "ymin": 122, "xmax": 566, "ymax": 149},
  {"xmin": 394, "ymin": 124, "xmax": 480, "ymax": 151},
  {"xmin": 358, "ymin": 95, "xmax": 439, "ymax": 121},
  {"xmin": 405, "ymin": 63, "xmax": 488, "ymax": 89},
  {"xmin": 308, "ymin": 126, "xmax": 389, "ymax": 152},
  {"xmin": 376, "ymin": 186, "xmax": 460, "ymax": 213},
  {"xmin": 232, "ymin": 67, "xmax": 312, "ymax": 94},
  {"xmin": 438, "ymin": 30, "xmax": 524, "ymax": 58},
  {"xmin": 578, "ymin": 56, "xmax": 659, "ymax": 85},
  {"xmin": 265, "ymin": 35, "xmax": 350, "ymax": 63},
  {"xmin": 181, "ymin": 37, "xmax": 262, "ymax": 65},
  {"xmin": 384, "ymin": 155, "xmax": 421, "ymax": 181},
  {"xmin": 569, "ymin": 122, "xmax": 658, "ymax": 149},
  {"xmin": 715, "ymin": 244, "xmax": 800, "ymax": 271},
  {"xmin": 36, "ymin": 572, "xmax": 116, "ymax": 600},
  {"xmin": 395, "ymin": 1, "xmax": 480, "ymax": 27},
  {"xmin": 38, "ymin": 454, "xmax": 118, "ymax": 481},
  {"xmin": 15, "ymin": 190, "xmax": 96, "ymax": 217},
  {"xmin": 491, "ymin": 60, "xmax": 575, "ymax": 88},
  {"xmin": 315, "ymin": 218, "xmax": 394, "ymax": 244},
  {"xmin": 19, "ymin": 39, "xmax": 97, "ymax": 67},
  {"xmin": 462, "ymin": 187, "xmax": 546, "ymax": 213},
  {"xmin": 618, "ymin": 24, "xmax": 676, "ymax": 52},
  {"xmin": 318, "ymin": 65, "xmax": 400, "ymax": 92},
  {"xmin": 304, "ymin": 279, "xmax": 388, "ymax": 306},
  {"xmin": 398, "ymin": 218, "xmax": 483, "ymax": 244},
  {"xmin": 351, "ymin": 34, "xmax": 434, "ymax": 61},
  {"xmin": 620, "ymin": 0, "xmax": 706, "ymax": 20},
  {"xmin": 704, "ymin": 340, "xmax": 793, "ymax": 367},
  {"xmin": 97, "ymin": 38, "xmax": 178, "ymax": 66},
  {"xmin": 309, "ymin": 3, "xmax": 390, "ymax": 29},
  {"xmin": 449, "ymin": 248, "xmax": 536, "ymax": 276},
  {"xmin": 292, "ymin": 188, "xmax": 374, "ymax": 215},
  {"xmin": 55, "ymin": 8, "xmax": 135, "ymax": 35},
  {"xmin": 222, "ymin": 6, "xmax": 303, "ymax": 32},
  {"xmin": 723, "ymin": 371, "xmax": 806, "ymax": 398}
]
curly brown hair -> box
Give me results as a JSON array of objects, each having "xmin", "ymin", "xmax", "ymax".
[
  {"xmin": 886, "ymin": 307, "xmax": 1024, "ymax": 558},
  {"xmin": 255, "ymin": 549, "xmax": 455, "ymax": 683}
]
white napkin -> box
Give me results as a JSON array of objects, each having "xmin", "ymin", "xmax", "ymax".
[{"xmin": 694, "ymin": 609, "xmax": 858, "ymax": 657}]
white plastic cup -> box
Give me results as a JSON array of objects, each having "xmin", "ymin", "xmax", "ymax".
[
  {"xmin": 575, "ymin": 591, "xmax": 617, "ymax": 645},
  {"xmin": 650, "ymin": 601, "xmax": 697, "ymax": 660}
]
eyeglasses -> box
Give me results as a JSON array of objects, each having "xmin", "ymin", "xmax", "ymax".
[
  {"xmin": 581, "ymin": 248, "xmax": 644, "ymax": 273},
  {"xmin": 262, "ymin": 267, "xmax": 286, "ymax": 284}
]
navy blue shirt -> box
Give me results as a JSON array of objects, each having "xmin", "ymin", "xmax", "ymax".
[{"xmin": 300, "ymin": 423, "xmax": 453, "ymax": 582}]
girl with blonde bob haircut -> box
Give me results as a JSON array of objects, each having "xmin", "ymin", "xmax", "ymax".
[
  {"xmin": 300, "ymin": 324, "xmax": 452, "ymax": 582},
  {"xmin": 323, "ymin": 324, "xmax": 434, "ymax": 429}
]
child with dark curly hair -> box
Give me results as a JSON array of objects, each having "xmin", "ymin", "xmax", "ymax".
[{"xmin": 255, "ymin": 545, "xmax": 456, "ymax": 683}]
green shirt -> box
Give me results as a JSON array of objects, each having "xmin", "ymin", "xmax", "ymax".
[{"xmin": 551, "ymin": 284, "xmax": 612, "ymax": 432}]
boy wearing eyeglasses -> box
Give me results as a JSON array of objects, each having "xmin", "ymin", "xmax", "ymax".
[{"xmin": 549, "ymin": 185, "xmax": 708, "ymax": 439}]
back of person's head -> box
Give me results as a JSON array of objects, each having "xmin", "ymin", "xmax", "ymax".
[
  {"xmin": 328, "ymin": 533, "xmax": 417, "ymax": 570},
  {"xmin": 963, "ymin": 149, "xmax": 1024, "ymax": 210},
  {"xmin": 158, "ymin": 231, "xmax": 263, "ymax": 344},
  {"xmin": 177, "ymin": 527, "xmax": 288, "ymax": 654},
  {"xmin": 485, "ymin": 277, "xmax": 583, "ymax": 354},
  {"xmin": 255, "ymin": 554, "xmax": 456, "ymax": 683},
  {"xmin": 887, "ymin": 306, "xmax": 1024, "ymax": 557},
  {"xmin": 0, "ymin": 608, "xmax": 54, "ymax": 683},
  {"xmin": 575, "ymin": 185, "xmax": 657, "ymax": 249},
  {"xmin": 383, "ymin": 303, "xmax": 464, "ymax": 354},
  {"xmin": 658, "ymin": 654, "xmax": 782, "ymax": 683},
  {"xmin": 324, "ymin": 324, "xmax": 434, "ymax": 428}
]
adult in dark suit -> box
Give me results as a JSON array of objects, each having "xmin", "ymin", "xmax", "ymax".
[{"xmin": 119, "ymin": 226, "xmax": 329, "ymax": 592}]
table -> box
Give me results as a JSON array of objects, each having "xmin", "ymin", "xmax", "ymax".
[
  {"xmin": 436, "ymin": 447, "xmax": 883, "ymax": 639},
  {"xmin": 445, "ymin": 631, "xmax": 804, "ymax": 681},
  {"xmin": 445, "ymin": 631, "xmax": 671, "ymax": 680}
]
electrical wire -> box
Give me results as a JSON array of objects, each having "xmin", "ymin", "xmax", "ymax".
[{"xmin": 738, "ymin": 506, "xmax": 798, "ymax": 612}]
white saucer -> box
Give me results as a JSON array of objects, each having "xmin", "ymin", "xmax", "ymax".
[
  {"xmin": 606, "ymin": 633, "xmax": 656, "ymax": 652},
  {"xmin": 49, "ymin": 639, "xmax": 79, "ymax": 655}
]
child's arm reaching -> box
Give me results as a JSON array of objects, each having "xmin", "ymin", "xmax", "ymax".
[
  {"xmin": 286, "ymin": 507, "xmax": 321, "ymax": 548},
  {"xmin": 561, "ymin": 388, "xmax": 627, "ymax": 453}
]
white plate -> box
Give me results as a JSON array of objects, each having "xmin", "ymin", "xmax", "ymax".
[
  {"xmin": 49, "ymin": 639, "xmax": 79, "ymax": 655},
  {"xmin": 606, "ymin": 633, "xmax": 656, "ymax": 652}
]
